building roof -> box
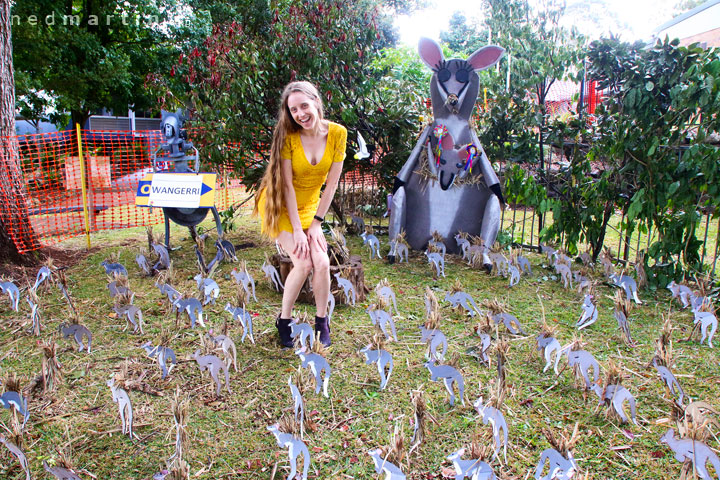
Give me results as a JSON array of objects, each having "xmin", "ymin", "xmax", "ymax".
[{"xmin": 653, "ymin": 0, "xmax": 720, "ymax": 34}]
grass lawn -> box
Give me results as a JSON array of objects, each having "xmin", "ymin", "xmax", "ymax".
[{"xmin": 0, "ymin": 201, "xmax": 716, "ymax": 480}]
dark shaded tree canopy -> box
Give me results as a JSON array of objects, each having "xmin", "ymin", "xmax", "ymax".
[{"xmin": 12, "ymin": 0, "xmax": 178, "ymax": 127}]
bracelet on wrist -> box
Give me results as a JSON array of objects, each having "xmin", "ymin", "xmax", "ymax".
[{"xmin": 313, "ymin": 215, "xmax": 324, "ymax": 223}]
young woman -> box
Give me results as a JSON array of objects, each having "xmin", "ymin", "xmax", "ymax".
[{"xmin": 254, "ymin": 81, "xmax": 346, "ymax": 348}]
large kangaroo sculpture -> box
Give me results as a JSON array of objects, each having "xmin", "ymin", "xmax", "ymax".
[{"xmin": 389, "ymin": 37, "xmax": 505, "ymax": 269}]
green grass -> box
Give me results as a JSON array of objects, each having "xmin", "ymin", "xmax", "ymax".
[{"xmin": 0, "ymin": 202, "xmax": 716, "ymax": 480}]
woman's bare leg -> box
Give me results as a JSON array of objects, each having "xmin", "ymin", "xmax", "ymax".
[
  {"xmin": 276, "ymin": 231, "xmax": 313, "ymax": 318},
  {"xmin": 309, "ymin": 243, "xmax": 330, "ymax": 317}
]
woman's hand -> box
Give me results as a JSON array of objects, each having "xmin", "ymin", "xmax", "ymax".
[
  {"xmin": 307, "ymin": 222, "xmax": 327, "ymax": 254},
  {"xmin": 292, "ymin": 229, "xmax": 310, "ymax": 259}
]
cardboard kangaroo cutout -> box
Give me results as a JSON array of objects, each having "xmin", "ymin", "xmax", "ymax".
[
  {"xmin": 0, "ymin": 434, "xmax": 30, "ymax": 480},
  {"xmin": 267, "ymin": 424, "xmax": 310, "ymax": 480},
  {"xmin": 660, "ymin": 428, "xmax": 720, "ymax": 480},
  {"xmin": 389, "ymin": 38, "xmax": 505, "ymax": 269}
]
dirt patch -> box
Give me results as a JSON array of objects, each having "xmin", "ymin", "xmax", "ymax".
[{"xmin": 0, "ymin": 244, "xmax": 100, "ymax": 281}]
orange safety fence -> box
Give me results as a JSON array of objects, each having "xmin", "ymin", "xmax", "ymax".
[{"xmin": 1, "ymin": 128, "xmax": 248, "ymax": 253}]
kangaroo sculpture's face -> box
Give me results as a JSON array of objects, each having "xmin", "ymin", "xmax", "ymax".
[
  {"xmin": 433, "ymin": 58, "xmax": 475, "ymax": 115},
  {"xmin": 418, "ymin": 38, "xmax": 504, "ymax": 120}
]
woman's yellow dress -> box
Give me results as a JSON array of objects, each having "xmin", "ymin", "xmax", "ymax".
[{"xmin": 257, "ymin": 122, "xmax": 347, "ymax": 238}]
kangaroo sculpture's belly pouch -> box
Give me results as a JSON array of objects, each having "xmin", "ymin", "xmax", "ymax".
[{"xmin": 403, "ymin": 175, "xmax": 497, "ymax": 253}]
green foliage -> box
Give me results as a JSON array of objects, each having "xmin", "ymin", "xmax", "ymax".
[
  {"xmin": 370, "ymin": 45, "xmax": 431, "ymax": 97},
  {"xmin": 358, "ymin": 202, "xmax": 386, "ymax": 217},
  {"xmin": 439, "ymin": 12, "xmax": 490, "ymax": 55},
  {"xmin": 503, "ymin": 163, "xmax": 546, "ymax": 206},
  {"xmin": 481, "ymin": 0, "xmax": 584, "ymax": 167},
  {"xmin": 19, "ymin": 138, "xmax": 64, "ymax": 191},
  {"xmin": 12, "ymin": 0, "xmax": 180, "ymax": 127},
  {"xmin": 532, "ymin": 116, "xmax": 624, "ymax": 259},
  {"xmin": 533, "ymin": 37, "xmax": 720, "ymax": 283},
  {"xmin": 219, "ymin": 205, "xmax": 236, "ymax": 232},
  {"xmin": 495, "ymin": 228, "xmax": 513, "ymax": 248},
  {"xmin": 475, "ymin": 87, "xmax": 540, "ymax": 164},
  {"xmin": 483, "ymin": 0, "xmax": 585, "ymax": 96},
  {"xmin": 589, "ymin": 37, "xmax": 720, "ymax": 279}
]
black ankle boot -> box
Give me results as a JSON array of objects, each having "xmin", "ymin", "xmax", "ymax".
[
  {"xmin": 276, "ymin": 316, "xmax": 294, "ymax": 348},
  {"xmin": 315, "ymin": 315, "xmax": 331, "ymax": 347}
]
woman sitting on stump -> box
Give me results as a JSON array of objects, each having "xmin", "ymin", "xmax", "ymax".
[{"xmin": 254, "ymin": 80, "xmax": 346, "ymax": 348}]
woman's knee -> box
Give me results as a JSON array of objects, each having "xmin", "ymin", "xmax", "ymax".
[
  {"xmin": 312, "ymin": 253, "xmax": 330, "ymax": 275},
  {"xmin": 293, "ymin": 258, "xmax": 313, "ymax": 277}
]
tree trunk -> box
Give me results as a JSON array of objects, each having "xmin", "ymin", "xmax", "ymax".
[
  {"xmin": 537, "ymin": 80, "xmax": 547, "ymax": 234},
  {"xmin": 71, "ymin": 110, "xmax": 90, "ymax": 131},
  {"xmin": 0, "ymin": 0, "xmax": 39, "ymax": 260},
  {"xmin": 270, "ymin": 253, "xmax": 367, "ymax": 305}
]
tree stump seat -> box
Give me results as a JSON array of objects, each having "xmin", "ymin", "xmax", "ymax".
[
  {"xmin": 269, "ymin": 252, "xmax": 367, "ymax": 305},
  {"xmin": 270, "ymin": 249, "xmax": 370, "ymax": 305}
]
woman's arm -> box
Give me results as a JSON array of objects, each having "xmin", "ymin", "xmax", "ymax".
[
  {"xmin": 307, "ymin": 160, "xmax": 344, "ymax": 252},
  {"xmin": 281, "ymin": 158, "xmax": 310, "ymax": 259},
  {"xmin": 315, "ymin": 160, "xmax": 343, "ymax": 218}
]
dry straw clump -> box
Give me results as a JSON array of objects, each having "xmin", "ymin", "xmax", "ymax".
[
  {"xmin": 542, "ymin": 423, "xmax": 581, "ymax": 458},
  {"xmin": 424, "ymin": 287, "xmax": 439, "ymax": 321},
  {"xmin": 235, "ymin": 280, "xmax": 248, "ymax": 308},
  {"xmin": 169, "ymin": 386, "xmax": 190, "ymax": 469},
  {"xmin": 635, "ymin": 251, "xmax": 647, "ymax": 289},
  {"xmin": 473, "ymin": 314, "xmax": 494, "ymax": 337},
  {"xmin": 55, "ymin": 268, "xmax": 77, "ymax": 319},
  {"xmin": 449, "ymin": 278, "xmax": 464, "ymax": 295},
  {"xmin": 377, "ymin": 423, "xmax": 406, "ymax": 471},
  {"xmin": 482, "ymin": 299, "xmax": 507, "ymax": 316},
  {"xmin": 369, "ymin": 330, "xmax": 387, "ymax": 352},
  {"xmin": 492, "ymin": 339, "xmax": 510, "ymax": 407},
  {"xmin": 39, "ymin": 340, "xmax": 62, "ymax": 394},
  {"xmin": 425, "ymin": 311, "xmax": 442, "ymax": 331},
  {"xmin": 409, "ymin": 389, "xmax": 426, "ymax": 455},
  {"xmin": 654, "ymin": 314, "xmax": 674, "ymax": 368},
  {"xmin": 679, "ymin": 401, "xmax": 719, "ymax": 441},
  {"xmin": 469, "ymin": 430, "xmax": 495, "ymax": 462}
]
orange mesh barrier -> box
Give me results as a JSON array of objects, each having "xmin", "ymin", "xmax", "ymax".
[{"xmin": 1, "ymin": 128, "xmax": 247, "ymax": 253}]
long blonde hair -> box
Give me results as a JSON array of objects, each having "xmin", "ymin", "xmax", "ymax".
[{"xmin": 254, "ymin": 81, "xmax": 325, "ymax": 237}]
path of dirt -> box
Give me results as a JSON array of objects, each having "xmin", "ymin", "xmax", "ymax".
[{"xmin": 0, "ymin": 245, "xmax": 100, "ymax": 281}]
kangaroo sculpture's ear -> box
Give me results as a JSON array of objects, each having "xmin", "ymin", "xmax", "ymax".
[
  {"xmin": 418, "ymin": 37, "xmax": 444, "ymax": 70},
  {"xmin": 466, "ymin": 45, "xmax": 505, "ymax": 72}
]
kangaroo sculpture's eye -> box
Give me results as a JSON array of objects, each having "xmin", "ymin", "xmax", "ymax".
[
  {"xmin": 439, "ymin": 158, "xmax": 446, "ymax": 165},
  {"xmin": 456, "ymin": 162, "xmax": 464, "ymax": 169},
  {"xmin": 455, "ymin": 69, "xmax": 469, "ymax": 83},
  {"xmin": 437, "ymin": 68, "xmax": 470, "ymax": 84}
]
